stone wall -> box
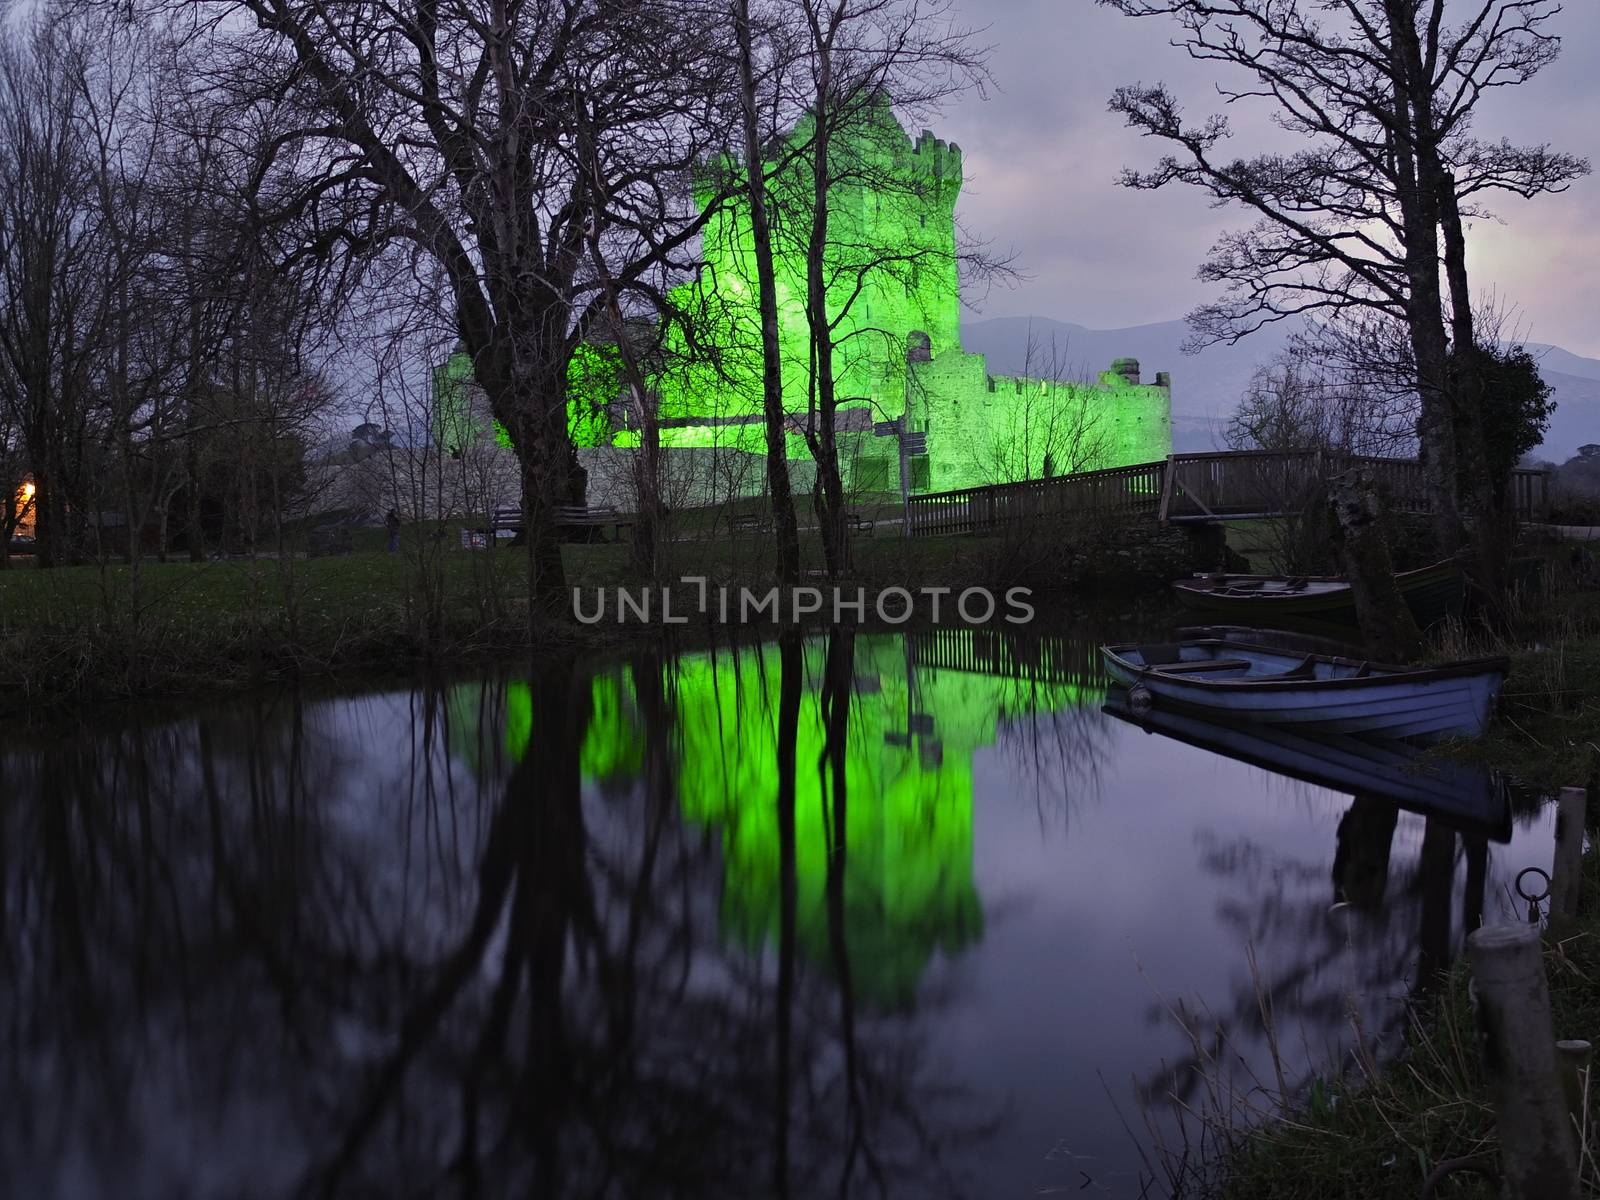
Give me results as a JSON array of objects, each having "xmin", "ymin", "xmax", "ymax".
[{"xmin": 908, "ymin": 350, "xmax": 1171, "ymax": 493}]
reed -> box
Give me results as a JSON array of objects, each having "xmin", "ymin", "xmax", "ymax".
[{"xmin": 1150, "ymin": 850, "xmax": 1600, "ymax": 1200}]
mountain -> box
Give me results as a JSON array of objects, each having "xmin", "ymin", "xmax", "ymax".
[
  {"xmin": 1531, "ymin": 369, "xmax": 1600, "ymax": 464},
  {"xmin": 961, "ymin": 316, "xmax": 1599, "ymax": 461}
]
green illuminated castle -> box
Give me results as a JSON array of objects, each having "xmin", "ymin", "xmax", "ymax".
[{"xmin": 434, "ymin": 99, "xmax": 1172, "ymax": 495}]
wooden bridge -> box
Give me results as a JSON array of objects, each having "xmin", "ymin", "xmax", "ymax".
[{"xmin": 905, "ymin": 450, "xmax": 1552, "ymax": 537}]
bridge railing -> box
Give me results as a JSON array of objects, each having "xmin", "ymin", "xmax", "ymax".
[
  {"xmin": 1158, "ymin": 450, "xmax": 1435, "ymax": 521},
  {"xmin": 907, "ymin": 460, "xmax": 1163, "ymax": 536},
  {"xmin": 905, "ymin": 450, "xmax": 1551, "ymax": 535}
]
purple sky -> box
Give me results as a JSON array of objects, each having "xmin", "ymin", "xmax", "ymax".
[{"xmin": 939, "ymin": 0, "xmax": 1600, "ymax": 357}]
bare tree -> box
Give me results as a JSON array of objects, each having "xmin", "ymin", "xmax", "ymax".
[
  {"xmin": 62, "ymin": 0, "xmax": 740, "ymax": 613},
  {"xmin": 968, "ymin": 329, "xmax": 1110, "ymax": 485},
  {"xmin": 1224, "ymin": 353, "xmax": 1412, "ymax": 460},
  {"xmin": 0, "ymin": 17, "xmax": 113, "ymax": 568},
  {"xmin": 733, "ymin": 0, "xmax": 805, "ymax": 587},
  {"xmin": 751, "ymin": 0, "xmax": 992, "ymax": 578},
  {"xmin": 1101, "ymin": 0, "xmax": 1589, "ymax": 601}
]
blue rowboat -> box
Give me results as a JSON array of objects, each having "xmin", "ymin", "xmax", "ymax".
[{"xmin": 1098, "ymin": 638, "xmax": 1507, "ymax": 743}]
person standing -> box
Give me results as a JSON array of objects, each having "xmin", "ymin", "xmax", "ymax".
[{"xmin": 385, "ymin": 509, "xmax": 402, "ymax": 553}]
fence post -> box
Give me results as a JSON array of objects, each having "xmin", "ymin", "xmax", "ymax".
[
  {"xmin": 1549, "ymin": 787, "xmax": 1587, "ymax": 938},
  {"xmin": 1556, "ymin": 1040, "xmax": 1592, "ymax": 1134},
  {"xmin": 1466, "ymin": 923, "xmax": 1582, "ymax": 1200}
]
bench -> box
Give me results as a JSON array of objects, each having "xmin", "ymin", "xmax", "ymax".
[
  {"xmin": 846, "ymin": 511, "xmax": 875, "ymax": 535},
  {"xmin": 1153, "ymin": 658, "xmax": 1253, "ymax": 675},
  {"xmin": 730, "ymin": 512, "xmax": 772, "ymax": 534},
  {"xmin": 480, "ymin": 505, "xmax": 632, "ymax": 543}
]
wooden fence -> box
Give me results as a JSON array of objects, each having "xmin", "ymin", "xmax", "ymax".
[
  {"xmin": 906, "ymin": 460, "xmax": 1164, "ymax": 536},
  {"xmin": 905, "ymin": 450, "xmax": 1552, "ymax": 536},
  {"xmin": 907, "ymin": 626, "xmax": 1104, "ymax": 688}
]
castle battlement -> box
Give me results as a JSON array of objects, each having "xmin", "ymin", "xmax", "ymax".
[{"xmin": 908, "ymin": 128, "xmax": 962, "ymax": 180}]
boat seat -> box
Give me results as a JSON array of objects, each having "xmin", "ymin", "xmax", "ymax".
[
  {"xmin": 1137, "ymin": 642, "xmax": 1185, "ymax": 666},
  {"xmin": 1257, "ymin": 655, "xmax": 1318, "ymax": 681},
  {"xmin": 1154, "ymin": 658, "xmax": 1253, "ymax": 675}
]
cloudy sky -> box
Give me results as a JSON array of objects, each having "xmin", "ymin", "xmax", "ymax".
[{"xmin": 936, "ymin": 1, "xmax": 1600, "ymax": 358}]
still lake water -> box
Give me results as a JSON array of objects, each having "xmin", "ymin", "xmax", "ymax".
[{"xmin": 0, "ymin": 626, "xmax": 1551, "ymax": 1199}]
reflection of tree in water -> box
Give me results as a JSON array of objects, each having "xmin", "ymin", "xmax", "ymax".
[
  {"xmin": 0, "ymin": 646, "xmax": 994, "ymax": 1198},
  {"xmin": 672, "ymin": 635, "xmax": 987, "ymax": 1011},
  {"xmin": 470, "ymin": 630, "xmax": 1113, "ymax": 1011},
  {"xmin": 1137, "ymin": 795, "xmax": 1488, "ymax": 1113}
]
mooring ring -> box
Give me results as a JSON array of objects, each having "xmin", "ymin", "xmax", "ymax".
[{"xmin": 1515, "ymin": 866, "xmax": 1551, "ymax": 905}]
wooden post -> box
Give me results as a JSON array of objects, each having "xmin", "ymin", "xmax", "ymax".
[
  {"xmin": 1466, "ymin": 924, "xmax": 1582, "ymax": 1200},
  {"xmin": 1588, "ymin": 746, "xmax": 1599, "ymax": 834},
  {"xmin": 1556, "ymin": 1040, "xmax": 1591, "ymax": 1139},
  {"xmin": 1329, "ymin": 466, "xmax": 1424, "ymax": 663},
  {"xmin": 1548, "ymin": 787, "xmax": 1587, "ymax": 938}
]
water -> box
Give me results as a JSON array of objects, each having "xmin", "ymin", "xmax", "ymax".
[{"xmin": 0, "ymin": 627, "xmax": 1551, "ymax": 1199}]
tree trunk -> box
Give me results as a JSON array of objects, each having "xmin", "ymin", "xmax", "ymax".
[
  {"xmin": 1436, "ymin": 174, "xmax": 1511, "ymax": 614},
  {"xmin": 1385, "ymin": 5, "xmax": 1464, "ymax": 558},
  {"xmin": 631, "ymin": 408, "xmax": 663, "ymax": 579},
  {"xmin": 734, "ymin": 0, "xmax": 801, "ymax": 588},
  {"xmin": 805, "ymin": 68, "xmax": 848, "ymax": 579},
  {"xmin": 513, "ymin": 395, "xmax": 572, "ymax": 617},
  {"xmin": 1330, "ymin": 466, "xmax": 1423, "ymax": 663},
  {"xmin": 31, "ymin": 457, "xmax": 57, "ymax": 569}
]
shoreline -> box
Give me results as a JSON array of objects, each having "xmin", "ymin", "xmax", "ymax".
[{"xmin": 0, "ymin": 551, "xmax": 1188, "ymax": 724}]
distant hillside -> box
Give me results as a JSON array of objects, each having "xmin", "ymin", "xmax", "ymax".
[{"xmin": 961, "ymin": 316, "xmax": 1598, "ymax": 461}]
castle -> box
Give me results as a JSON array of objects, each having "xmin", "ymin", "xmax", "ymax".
[{"xmin": 434, "ymin": 100, "xmax": 1171, "ymax": 500}]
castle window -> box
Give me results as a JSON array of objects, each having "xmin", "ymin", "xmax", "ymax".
[
  {"xmin": 909, "ymin": 454, "xmax": 931, "ymax": 491},
  {"xmin": 919, "ymin": 215, "xmax": 926, "ymax": 228},
  {"xmin": 986, "ymin": 377, "xmax": 996, "ymax": 393}
]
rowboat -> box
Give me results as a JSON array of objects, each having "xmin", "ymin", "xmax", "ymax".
[
  {"xmin": 1172, "ymin": 559, "xmax": 1464, "ymax": 628},
  {"xmin": 1101, "ymin": 694, "xmax": 1512, "ymax": 840},
  {"xmin": 1098, "ymin": 638, "xmax": 1507, "ymax": 742}
]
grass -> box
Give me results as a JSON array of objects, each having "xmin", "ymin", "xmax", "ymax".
[
  {"xmin": 1193, "ymin": 847, "xmax": 1600, "ymax": 1200},
  {"xmin": 0, "ymin": 513, "xmax": 1197, "ymax": 718},
  {"xmin": 1427, "ymin": 562, "xmax": 1600, "ymax": 792},
  {"xmin": 0, "ymin": 546, "xmax": 550, "ymax": 718}
]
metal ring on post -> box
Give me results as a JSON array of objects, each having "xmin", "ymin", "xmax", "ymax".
[
  {"xmin": 1517, "ymin": 866, "xmax": 1552, "ymax": 925},
  {"xmin": 1516, "ymin": 867, "xmax": 1552, "ymax": 905},
  {"xmin": 1420, "ymin": 1156, "xmax": 1498, "ymax": 1199}
]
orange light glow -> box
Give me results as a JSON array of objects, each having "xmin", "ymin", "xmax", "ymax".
[{"xmin": 21, "ymin": 481, "xmax": 35, "ymax": 499}]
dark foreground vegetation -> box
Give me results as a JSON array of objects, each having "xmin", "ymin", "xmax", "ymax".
[{"xmin": 1210, "ymin": 848, "xmax": 1600, "ymax": 1200}]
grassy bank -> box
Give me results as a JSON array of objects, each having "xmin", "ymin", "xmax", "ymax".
[
  {"xmin": 0, "ymin": 549, "xmax": 549, "ymax": 718},
  {"xmin": 1207, "ymin": 848, "xmax": 1600, "ymax": 1200},
  {"xmin": 1433, "ymin": 574, "xmax": 1600, "ymax": 792},
  {"xmin": 0, "ymin": 516, "xmax": 1203, "ymax": 719}
]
